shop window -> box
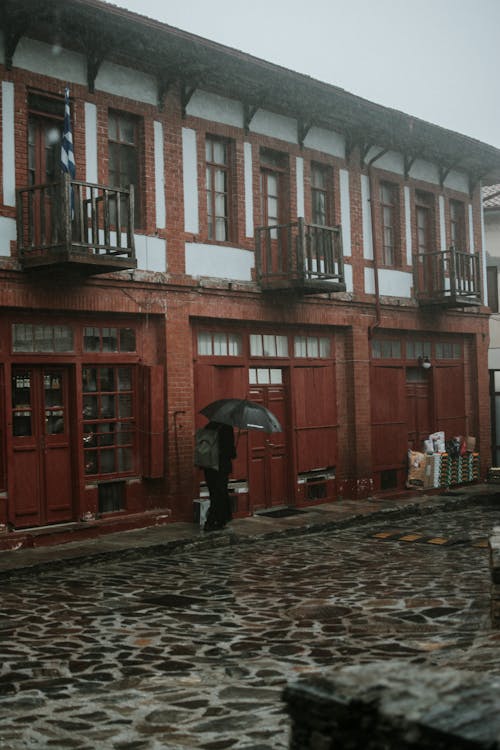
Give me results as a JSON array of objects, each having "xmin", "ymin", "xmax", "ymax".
[
  {"xmin": 108, "ymin": 110, "xmax": 142, "ymax": 228},
  {"xmin": 294, "ymin": 335, "xmax": 331, "ymax": 358},
  {"xmin": 197, "ymin": 331, "xmax": 242, "ymax": 356},
  {"xmin": 250, "ymin": 333, "xmax": 288, "ymax": 357},
  {"xmin": 12, "ymin": 324, "xmax": 73, "ymax": 353},
  {"xmin": 83, "ymin": 327, "xmax": 136, "ymax": 353},
  {"xmin": 82, "ymin": 365, "xmax": 135, "ymax": 477},
  {"xmin": 372, "ymin": 340, "xmax": 401, "ymax": 359},
  {"xmin": 436, "ymin": 342, "xmax": 462, "ymax": 360},
  {"xmin": 206, "ymin": 136, "xmax": 232, "ymax": 242},
  {"xmin": 249, "ymin": 368, "xmax": 283, "ymax": 385},
  {"xmin": 311, "ymin": 162, "xmax": 333, "ymax": 226}
]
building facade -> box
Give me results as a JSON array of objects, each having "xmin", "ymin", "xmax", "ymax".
[
  {"xmin": 1, "ymin": 0, "xmax": 499, "ymax": 533},
  {"xmin": 483, "ymin": 186, "xmax": 500, "ymax": 466}
]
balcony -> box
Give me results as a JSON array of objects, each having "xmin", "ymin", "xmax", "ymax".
[
  {"xmin": 416, "ymin": 246, "xmax": 481, "ymax": 308},
  {"xmin": 255, "ymin": 219, "xmax": 345, "ymax": 294},
  {"xmin": 16, "ymin": 175, "xmax": 136, "ymax": 275}
]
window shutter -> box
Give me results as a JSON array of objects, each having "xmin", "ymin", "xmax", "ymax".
[{"xmin": 140, "ymin": 365, "xmax": 164, "ymax": 479}]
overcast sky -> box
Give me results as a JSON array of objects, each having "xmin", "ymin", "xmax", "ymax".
[{"xmin": 107, "ymin": 0, "xmax": 500, "ymax": 149}]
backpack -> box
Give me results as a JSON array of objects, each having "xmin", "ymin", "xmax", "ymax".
[{"xmin": 194, "ymin": 427, "xmax": 219, "ymax": 470}]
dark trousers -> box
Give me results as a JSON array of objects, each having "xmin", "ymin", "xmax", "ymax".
[{"xmin": 204, "ymin": 468, "xmax": 232, "ymax": 527}]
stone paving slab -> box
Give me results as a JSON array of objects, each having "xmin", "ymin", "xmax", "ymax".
[{"xmin": 0, "ymin": 484, "xmax": 498, "ymax": 579}]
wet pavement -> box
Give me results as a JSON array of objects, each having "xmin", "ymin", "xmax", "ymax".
[{"xmin": 2, "ymin": 489, "xmax": 500, "ymax": 748}]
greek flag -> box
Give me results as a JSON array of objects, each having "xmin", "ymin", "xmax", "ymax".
[{"xmin": 60, "ymin": 87, "xmax": 75, "ymax": 179}]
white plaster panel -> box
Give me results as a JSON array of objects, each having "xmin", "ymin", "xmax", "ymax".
[
  {"xmin": 13, "ymin": 38, "xmax": 86, "ymax": 85},
  {"xmin": 410, "ymin": 159, "xmax": 440, "ymax": 185},
  {"xmin": 303, "ymin": 127, "xmax": 345, "ymax": 158},
  {"xmin": 339, "ymin": 169, "xmax": 351, "ymax": 256},
  {"xmin": 249, "ymin": 109, "xmax": 297, "ymax": 144},
  {"xmin": 404, "ymin": 185, "xmax": 412, "ymax": 265},
  {"xmin": 364, "ymin": 267, "xmax": 412, "ymax": 297},
  {"xmin": 439, "ymin": 195, "xmax": 446, "ymax": 251},
  {"xmin": 244, "ymin": 142, "xmax": 254, "ymax": 238},
  {"xmin": 343, "ymin": 262, "xmax": 353, "ymax": 293},
  {"xmin": 182, "ymin": 128, "xmax": 199, "ymax": 234},
  {"xmin": 361, "ymin": 174, "xmax": 373, "ymax": 260},
  {"xmin": 366, "ymin": 147, "xmax": 404, "ymax": 175},
  {"xmin": 488, "ymin": 348, "xmax": 500, "ymax": 370},
  {"xmin": 154, "ymin": 121, "xmax": 166, "ymax": 229},
  {"xmin": 0, "ymin": 216, "xmax": 16, "ymax": 256},
  {"xmin": 468, "ymin": 203, "xmax": 475, "ymax": 253},
  {"xmin": 2, "ymin": 81, "xmax": 15, "ymax": 206},
  {"xmin": 84, "ymin": 102, "xmax": 98, "ymax": 184},
  {"xmin": 364, "ymin": 267, "xmax": 375, "ymax": 295},
  {"xmin": 95, "ymin": 61, "xmax": 156, "ymax": 105},
  {"xmin": 296, "ymin": 157, "xmax": 304, "ymax": 218},
  {"xmin": 134, "ymin": 234, "xmax": 167, "ymax": 273},
  {"xmin": 445, "ymin": 169, "xmax": 469, "ymax": 194},
  {"xmin": 186, "ymin": 90, "xmax": 243, "ymax": 128},
  {"xmin": 185, "ymin": 242, "xmax": 254, "ymax": 281}
]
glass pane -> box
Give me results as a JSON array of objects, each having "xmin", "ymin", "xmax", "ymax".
[
  {"xmin": 100, "ymin": 449, "xmax": 115, "ymax": 473},
  {"xmin": 83, "ymin": 425, "xmax": 97, "ymax": 447},
  {"xmin": 102, "ymin": 328, "xmax": 118, "ymax": 353},
  {"xmin": 228, "ymin": 334, "xmax": 242, "ymax": 356},
  {"xmin": 205, "ymin": 139, "xmax": 213, "ymax": 161},
  {"xmin": 276, "ymin": 336, "xmax": 288, "ymax": 357},
  {"xmin": 83, "ymin": 395, "xmax": 98, "ymax": 419},
  {"xmin": 215, "ymin": 192, "xmax": 226, "ymax": 215},
  {"xmin": 249, "ymin": 368, "xmax": 257, "ymax": 385},
  {"xmin": 215, "ymin": 170, "xmax": 227, "ymax": 193},
  {"xmin": 119, "ymin": 328, "xmax": 136, "ymax": 352},
  {"xmin": 46, "ymin": 410, "xmax": 64, "ymax": 434},
  {"xmin": 101, "ymin": 394, "xmax": 115, "ymax": 418},
  {"xmin": 270, "ymin": 368, "xmax": 282, "ymax": 384},
  {"xmin": 120, "ymin": 116, "xmax": 135, "ymax": 145},
  {"xmin": 99, "ymin": 367, "xmax": 115, "ymax": 392},
  {"xmin": 34, "ymin": 326, "xmax": 53, "ymax": 352},
  {"xmin": 116, "ymin": 423, "xmax": 133, "ymax": 445},
  {"xmin": 117, "ymin": 447, "xmax": 133, "ymax": 472},
  {"xmin": 84, "ymin": 327, "xmax": 100, "ymax": 352},
  {"xmin": 82, "ymin": 367, "xmax": 97, "ymax": 393},
  {"xmin": 12, "ymin": 325, "xmax": 34, "ymax": 352},
  {"xmin": 257, "ymin": 368, "xmax": 270, "ymax": 384},
  {"xmin": 250, "ymin": 335, "xmax": 263, "ymax": 356},
  {"xmin": 319, "ymin": 338, "xmax": 330, "ymax": 358},
  {"xmin": 118, "ymin": 367, "xmax": 132, "ymax": 391},
  {"xmin": 12, "ymin": 372, "xmax": 31, "ymax": 408},
  {"xmin": 44, "ymin": 373, "xmax": 62, "ymax": 407},
  {"xmin": 263, "ymin": 335, "xmax": 276, "ymax": 357},
  {"xmin": 84, "ymin": 452, "xmax": 98, "ymax": 475},
  {"xmin": 118, "ymin": 394, "xmax": 132, "ymax": 418},
  {"xmin": 213, "ymin": 334, "xmax": 227, "ymax": 356},
  {"xmin": 108, "ymin": 112, "xmax": 117, "ymax": 140},
  {"xmin": 294, "ymin": 336, "xmax": 307, "ymax": 357},
  {"xmin": 495, "ymin": 371, "xmax": 500, "ymax": 392},
  {"xmin": 198, "ymin": 332, "xmax": 212, "ymax": 356},
  {"xmin": 215, "ymin": 218, "xmax": 227, "ymax": 241},
  {"xmin": 54, "ymin": 326, "xmax": 73, "ymax": 352},
  {"xmin": 98, "ymin": 423, "xmax": 114, "ymax": 446},
  {"xmin": 213, "ymin": 140, "xmax": 226, "ymax": 164},
  {"xmin": 307, "ymin": 337, "xmax": 319, "ymax": 358}
]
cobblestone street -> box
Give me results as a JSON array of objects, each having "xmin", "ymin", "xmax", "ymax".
[{"xmin": 1, "ymin": 503, "xmax": 500, "ymax": 749}]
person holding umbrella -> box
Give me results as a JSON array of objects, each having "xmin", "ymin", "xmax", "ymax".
[{"xmin": 202, "ymin": 421, "xmax": 236, "ymax": 531}]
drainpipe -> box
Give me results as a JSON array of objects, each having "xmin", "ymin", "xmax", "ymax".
[{"xmin": 366, "ymin": 149, "xmax": 387, "ymax": 339}]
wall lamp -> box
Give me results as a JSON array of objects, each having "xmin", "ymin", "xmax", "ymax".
[{"xmin": 418, "ymin": 355, "xmax": 432, "ymax": 370}]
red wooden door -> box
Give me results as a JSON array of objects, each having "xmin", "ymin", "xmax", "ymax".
[
  {"xmin": 28, "ymin": 114, "xmax": 62, "ymax": 247},
  {"xmin": 248, "ymin": 383, "xmax": 288, "ymax": 509},
  {"xmin": 406, "ymin": 369, "xmax": 433, "ymax": 452},
  {"xmin": 10, "ymin": 366, "xmax": 74, "ymax": 528}
]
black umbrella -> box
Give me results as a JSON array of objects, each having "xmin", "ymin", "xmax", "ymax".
[{"xmin": 200, "ymin": 398, "xmax": 282, "ymax": 432}]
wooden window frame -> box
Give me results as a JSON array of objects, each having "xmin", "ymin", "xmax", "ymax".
[
  {"xmin": 205, "ymin": 135, "xmax": 232, "ymax": 243},
  {"xmin": 487, "ymin": 266, "xmax": 499, "ymax": 313},
  {"xmin": 108, "ymin": 110, "xmax": 142, "ymax": 229},
  {"xmin": 450, "ymin": 199, "xmax": 466, "ymax": 251},
  {"xmin": 311, "ymin": 162, "xmax": 333, "ymax": 227},
  {"xmin": 379, "ymin": 181, "xmax": 399, "ymax": 267}
]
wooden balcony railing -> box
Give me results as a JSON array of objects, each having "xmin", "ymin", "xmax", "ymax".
[
  {"xmin": 416, "ymin": 246, "xmax": 481, "ymax": 307},
  {"xmin": 16, "ymin": 174, "xmax": 136, "ymax": 274},
  {"xmin": 255, "ymin": 218, "xmax": 345, "ymax": 294}
]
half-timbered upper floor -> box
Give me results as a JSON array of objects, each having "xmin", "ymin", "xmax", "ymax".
[{"xmin": 2, "ymin": 0, "xmax": 500, "ymax": 308}]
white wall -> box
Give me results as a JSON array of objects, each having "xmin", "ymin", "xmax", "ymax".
[{"xmin": 185, "ymin": 242, "xmax": 254, "ymax": 281}]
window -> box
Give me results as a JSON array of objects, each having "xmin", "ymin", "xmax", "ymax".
[
  {"xmin": 311, "ymin": 163, "xmax": 332, "ymax": 226},
  {"xmin": 249, "ymin": 368, "xmax": 283, "ymax": 385},
  {"xmin": 294, "ymin": 336, "xmax": 331, "ymax": 358},
  {"xmin": 83, "ymin": 327, "xmax": 136, "ymax": 353},
  {"xmin": 197, "ymin": 331, "xmax": 242, "ymax": 356},
  {"xmin": 206, "ymin": 137, "xmax": 231, "ymax": 241},
  {"xmin": 415, "ymin": 191, "xmax": 434, "ymax": 255},
  {"xmin": 108, "ymin": 111, "xmax": 140, "ymax": 227},
  {"xmin": 27, "ymin": 92, "xmax": 64, "ymax": 187},
  {"xmin": 372, "ymin": 340, "xmax": 401, "ymax": 359},
  {"xmin": 380, "ymin": 182, "xmax": 399, "ymax": 266},
  {"xmin": 82, "ymin": 365, "xmax": 135, "ymax": 477},
  {"xmin": 488, "ymin": 266, "xmax": 499, "ymax": 313},
  {"xmin": 12, "ymin": 324, "xmax": 73, "ymax": 353},
  {"xmin": 250, "ymin": 334, "xmax": 288, "ymax": 357},
  {"xmin": 450, "ymin": 200, "xmax": 466, "ymax": 250},
  {"xmin": 406, "ymin": 341, "xmax": 431, "ymax": 360},
  {"xmin": 435, "ymin": 342, "xmax": 462, "ymax": 359},
  {"xmin": 260, "ymin": 149, "xmax": 288, "ymax": 238}
]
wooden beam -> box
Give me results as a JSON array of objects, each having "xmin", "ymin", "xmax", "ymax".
[
  {"xmin": 243, "ymin": 103, "xmax": 260, "ymax": 132},
  {"xmin": 181, "ymin": 84, "xmax": 196, "ymax": 118},
  {"xmin": 298, "ymin": 120, "xmax": 313, "ymax": 148},
  {"xmin": 404, "ymin": 154, "xmax": 416, "ymax": 179}
]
